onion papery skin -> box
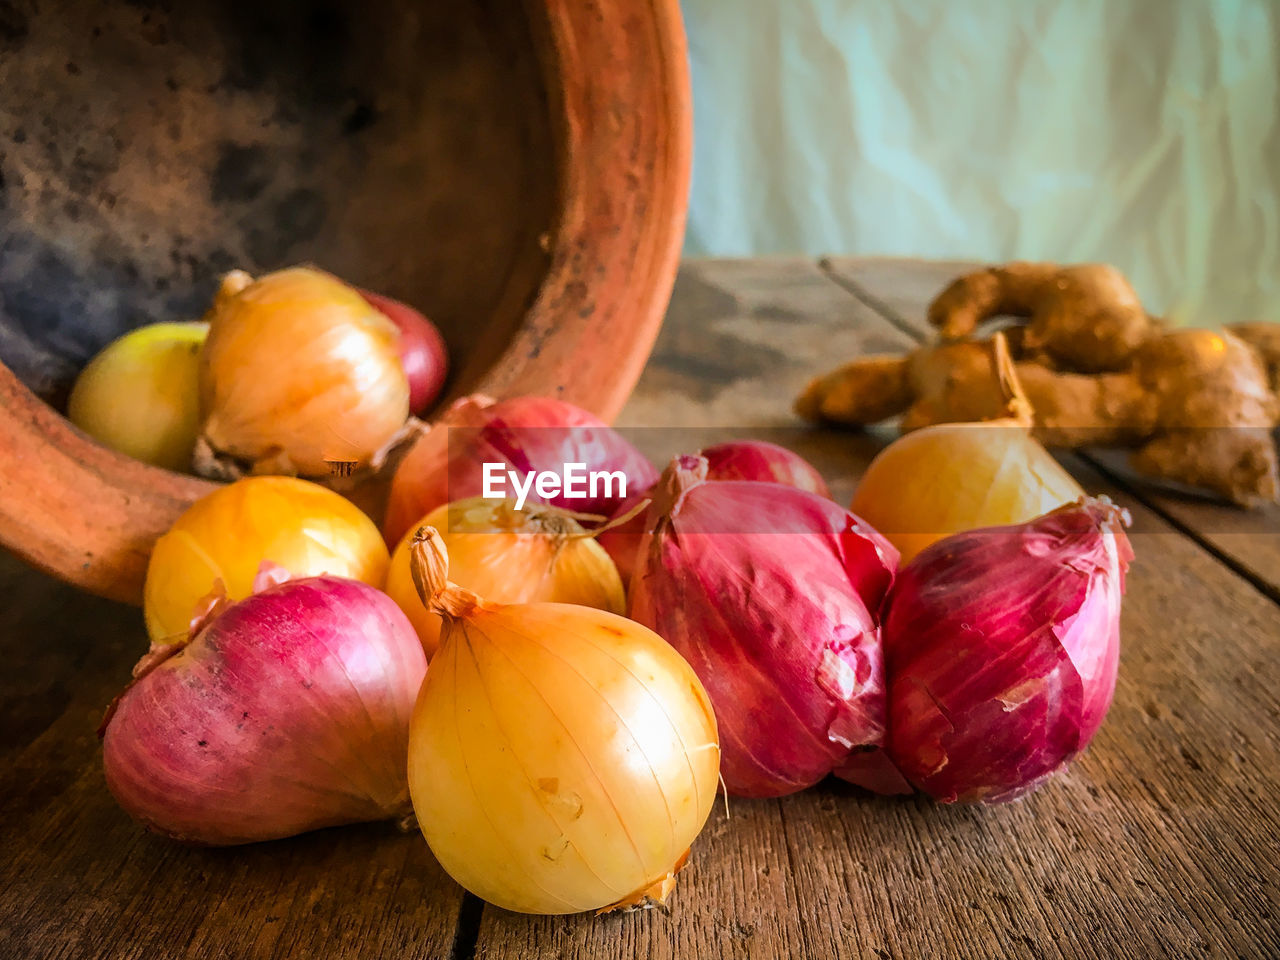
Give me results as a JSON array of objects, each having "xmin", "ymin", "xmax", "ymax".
[
  {"xmin": 103, "ymin": 577, "xmax": 426, "ymax": 845},
  {"xmin": 143, "ymin": 477, "xmax": 389, "ymax": 644},
  {"xmin": 701, "ymin": 440, "xmax": 830, "ymax": 497},
  {"xmin": 67, "ymin": 321, "xmax": 209, "ymax": 471},
  {"xmin": 628, "ymin": 456, "xmax": 898, "ymax": 798},
  {"xmin": 359, "ymin": 289, "xmax": 448, "ymax": 416},
  {"xmin": 881, "ymin": 498, "xmax": 1132, "ymax": 804},
  {"xmin": 598, "ymin": 440, "xmax": 830, "ymax": 587},
  {"xmin": 198, "ymin": 267, "xmax": 410, "ymax": 475},
  {"xmin": 850, "ymin": 422, "xmax": 1084, "ymax": 565},
  {"xmin": 384, "ymin": 395, "xmax": 658, "ymax": 546},
  {"xmin": 407, "ymin": 532, "xmax": 720, "ymax": 915},
  {"xmin": 384, "ymin": 497, "xmax": 625, "ymax": 657}
]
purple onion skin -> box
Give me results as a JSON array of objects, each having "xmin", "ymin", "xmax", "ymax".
[
  {"xmin": 102, "ymin": 577, "xmax": 427, "ymax": 845},
  {"xmin": 629, "ymin": 457, "xmax": 898, "ymax": 798},
  {"xmin": 600, "ymin": 441, "xmax": 830, "ymax": 585},
  {"xmin": 700, "ymin": 440, "xmax": 830, "ymax": 497},
  {"xmin": 479, "ymin": 397, "xmax": 659, "ymax": 516},
  {"xmin": 385, "ymin": 395, "xmax": 658, "ymax": 545},
  {"xmin": 881, "ymin": 498, "xmax": 1132, "ymax": 804}
]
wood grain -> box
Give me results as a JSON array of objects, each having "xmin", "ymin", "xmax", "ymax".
[
  {"xmin": 822, "ymin": 255, "xmax": 1280, "ymax": 598},
  {"xmin": 3, "ymin": 258, "xmax": 1278, "ymax": 959}
]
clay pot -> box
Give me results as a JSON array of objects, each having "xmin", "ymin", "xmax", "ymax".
[{"xmin": 0, "ymin": 0, "xmax": 689, "ymax": 602}]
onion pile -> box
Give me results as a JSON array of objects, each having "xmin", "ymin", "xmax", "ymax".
[
  {"xmin": 45, "ymin": 184, "xmax": 1141, "ymax": 920},
  {"xmin": 66, "ymin": 264, "xmax": 449, "ymax": 480},
  {"xmin": 82, "ymin": 343, "xmax": 1133, "ymax": 915},
  {"xmin": 629, "ymin": 456, "xmax": 898, "ymax": 797}
]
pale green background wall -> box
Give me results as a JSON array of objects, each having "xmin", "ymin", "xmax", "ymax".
[{"xmin": 681, "ymin": 0, "xmax": 1280, "ymax": 325}]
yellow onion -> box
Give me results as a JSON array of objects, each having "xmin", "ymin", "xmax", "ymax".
[
  {"xmin": 850, "ymin": 422, "xmax": 1083, "ymax": 564},
  {"xmin": 406, "ymin": 528, "xmax": 720, "ymax": 915},
  {"xmin": 850, "ymin": 336, "xmax": 1084, "ymax": 564},
  {"xmin": 197, "ymin": 267, "xmax": 409, "ymax": 476},
  {"xmin": 144, "ymin": 476, "xmax": 389, "ymax": 643},
  {"xmin": 384, "ymin": 497, "xmax": 624, "ymax": 657},
  {"xmin": 67, "ymin": 321, "xmax": 208, "ymax": 471}
]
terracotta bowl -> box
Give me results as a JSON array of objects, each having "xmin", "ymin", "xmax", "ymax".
[{"xmin": 0, "ymin": 0, "xmax": 690, "ymax": 603}]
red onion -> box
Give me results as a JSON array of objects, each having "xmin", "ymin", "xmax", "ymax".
[
  {"xmin": 599, "ymin": 439, "xmax": 830, "ymax": 585},
  {"xmin": 876, "ymin": 497, "xmax": 1131, "ymax": 804},
  {"xmin": 384, "ymin": 394, "xmax": 658, "ymax": 545},
  {"xmin": 628, "ymin": 455, "xmax": 898, "ymax": 798},
  {"xmin": 701, "ymin": 439, "xmax": 830, "ymax": 496},
  {"xmin": 360, "ymin": 288, "xmax": 448, "ymax": 416},
  {"xmin": 101, "ymin": 575, "xmax": 426, "ymax": 844}
]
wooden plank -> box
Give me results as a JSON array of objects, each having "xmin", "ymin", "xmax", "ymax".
[
  {"xmin": 6, "ymin": 257, "xmax": 1279, "ymax": 959},
  {"xmin": 0, "ymin": 551, "xmax": 465, "ymax": 960},
  {"xmin": 471, "ymin": 258, "xmax": 1280, "ymax": 959},
  {"xmin": 615, "ymin": 257, "xmax": 914, "ymax": 505},
  {"xmin": 822, "ymin": 255, "xmax": 1280, "ymax": 598}
]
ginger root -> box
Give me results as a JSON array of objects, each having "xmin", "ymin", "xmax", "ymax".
[
  {"xmin": 795, "ymin": 341, "xmax": 1009, "ymax": 433},
  {"xmin": 1130, "ymin": 330, "xmax": 1279, "ymax": 505},
  {"xmin": 796, "ymin": 340, "xmax": 1152, "ymax": 443},
  {"xmin": 928, "ymin": 262, "xmax": 1154, "ymax": 373},
  {"xmin": 1229, "ymin": 323, "xmax": 1280, "ymax": 393},
  {"xmin": 797, "ymin": 328, "xmax": 1280, "ymax": 507}
]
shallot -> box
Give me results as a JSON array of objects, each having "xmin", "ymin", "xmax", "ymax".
[
  {"xmin": 384, "ymin": 394, "xmax": 657, "ymax": 545},
  {"xmin": 701, "ymin": 439, "xmax": 830, "ymax": 496},
  {"xmin": 359, "ymin": 288, "xmax": 448, "ymax": 416},
  {"xmin": 103, "ymin": 575, "xmax": 426, "ymax": 844},
  {"xmin": 879, "ymin": 497, "xmax": 1132, "ymax": 803},
  {"xmin": 629, "ymin": 456, "xmax": 897, "ymax": 797},
  {"xmin": 598, "ymin": 439, "xmax": 829, "ymax": 585}
]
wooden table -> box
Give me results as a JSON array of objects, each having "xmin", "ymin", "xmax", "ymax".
[{"xmin": 3, "ymin": 258, "xmax": 1278, "ymax": 959}]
